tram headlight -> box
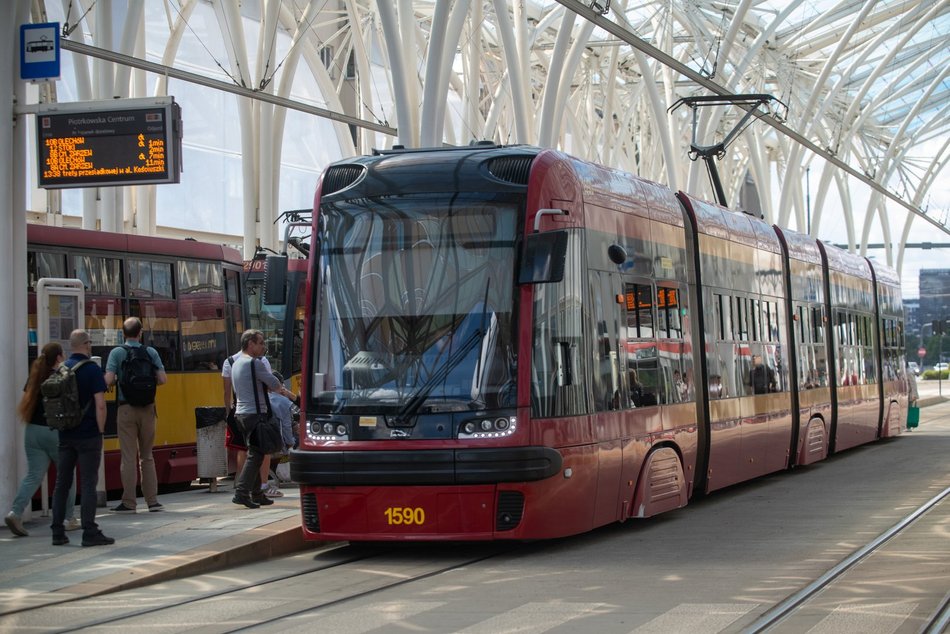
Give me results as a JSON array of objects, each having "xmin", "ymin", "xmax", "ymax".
[
  {"xmin": 336, "ymin": 424, "xmax": 347, "ymax": 436},
  {"xmin": 322, "ymin": 422, "xmax": 335, "ymax": 435},
  {"xmin": 459, "ymin": 415, "xmax": 516, "ymax": 438}
]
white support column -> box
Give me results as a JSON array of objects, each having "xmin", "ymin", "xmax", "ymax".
[
  {"xmin": 397, "ymin": 0, "xmax": 419, "ymax": 144},
  {"xmin": 214, "ymin": 0, "xmax": 258, "ymax": 257},
  {"xmin": 343, "ymin": 0, "xmax": 375, "ymax": 155},
  {"xmin": 1, "ymin": 0, "xmax": 31, "ymax": 522},
  {"xmin": 491, "ymin": 0, "xmax": 531, "ymax": 143},
  {"xmin": 133, "ymin": 13, "xmax": 149, "ymax": 233},
  {"xmin": 92, "ymin": 2, "xmax": 115, "ymax": 231},
  {"xmin": 420, "ymin": 0, "xmax": 470, "ymax": 148},
  {"xmin": 419, "ymin": 0, "xmax": 453, "ymax": 148},
  {"xmin": 377, "ymin": 0, "xmax": 415, "ymax": 146},
  {"xmin": 464, "ymin": 1, "xmax": 482, "ymax": 144},
  {"xmin": 257, "ymin": 0, "xmax": 281, "ymax": 253},
  {"xmin": 537, "ymin": 11, "xmax": 575, "ymax": 148},
  {"xmin": 634, "ymin": 50, "xmax": 677, "ymax": 189}
]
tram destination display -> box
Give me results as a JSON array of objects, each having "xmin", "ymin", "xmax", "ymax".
[{"xmin": 36, "ymin": 97, "xmax": 182, "ymax": 189}]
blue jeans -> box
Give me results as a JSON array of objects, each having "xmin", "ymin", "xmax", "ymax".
[
  {"xmin": 10, "ymin": 424, "xmax": 76, "ymax": 519},
  {"xmin": 52, "ymin": 435, "xmax": 102, "ymax": 539},
  {"xmin": 234, "ymin": 414, "xmax": 263, "ymax": 500}
]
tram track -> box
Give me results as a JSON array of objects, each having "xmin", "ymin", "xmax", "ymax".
[
  {"xmin": 17, "ymin": 542, "xmax": 517, "ymax": 634},
  {"xmin": 743, "ymin": 484, "xmax": 950, "ymax": 633}
]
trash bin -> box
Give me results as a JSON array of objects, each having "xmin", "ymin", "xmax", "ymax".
[{"xmin": 195, "ymin": 407, "xmax": 228, "ymax": 491}]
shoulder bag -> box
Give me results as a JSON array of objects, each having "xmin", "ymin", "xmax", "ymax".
[{"xmin": 250, "ymin": 359, "xmax": 284, "ymax": 454}]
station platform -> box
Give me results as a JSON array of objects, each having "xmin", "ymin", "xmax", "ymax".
[
  {"xmin": 0, "ymin": 381, "xmax": 946, "ymax": 617},
  {"xmin": 0, "ymin": 478, "xmax": 313, "ymax": 615}
]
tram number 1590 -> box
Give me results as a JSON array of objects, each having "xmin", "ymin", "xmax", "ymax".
[{"xmin": 384, "ymin": 506, "xmax": 425, "ymax": 526}]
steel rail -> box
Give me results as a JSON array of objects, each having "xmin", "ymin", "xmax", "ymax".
[
  {"xmin": 553, "ymin": 0, "xmax": 949, "ymax": 235},
  {"xmin": 922, "ymin": 591, "xmax": 950, "ymax": 634},
  {"xmin": 742, "ymin": 484, "xmax": 950, "ymax": 633}
]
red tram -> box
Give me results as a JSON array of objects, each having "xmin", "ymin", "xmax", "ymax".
[{"xmin": 288, "ymin": 146, "xmax": 907, "ymax": 541}]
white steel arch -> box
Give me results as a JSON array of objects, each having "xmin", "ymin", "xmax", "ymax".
[{"xmin": 27, "ymin": 0, "xmax": 950, "ymax": 270}]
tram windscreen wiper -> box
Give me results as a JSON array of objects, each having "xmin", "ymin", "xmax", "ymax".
[{"xmin": 392, "ymin": 281, "xmax": 491, "ymax": 426}]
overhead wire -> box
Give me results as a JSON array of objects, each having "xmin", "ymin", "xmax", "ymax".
[
  {"xmin": 168, "ymin": 0, "xmax": 243, "ymax": 87},
  {"xmin": 62, "ymin": 0, "xmax": 97, "ymax": 37}
]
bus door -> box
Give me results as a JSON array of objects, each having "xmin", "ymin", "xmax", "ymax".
[{"xmin": 223, "ymin": 266, "xmax": 244, "ymax": 354}]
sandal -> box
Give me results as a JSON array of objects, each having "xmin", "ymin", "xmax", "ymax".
[{"xmin": 263, "ymin": 484, "xmax": 284, "ymax": 498}]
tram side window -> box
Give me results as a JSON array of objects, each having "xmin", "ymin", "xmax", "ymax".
[
  {"xmin": 624, "ymin": 282, "xmax": 659, "ymax": 408},
  {"xmin": 27, "ymin": 251, "xmax": 66, "ymax": 291},
  {"xmin": 863, "ymin": 315, "xmax": 877, "ymax": 384},
  {"xmin": 72, "ymin": 255, "xmax": 122, "ymax": 295},
  {"xmin": 654, "ymin": 286, "xmax": 692, "ymax": 403}
]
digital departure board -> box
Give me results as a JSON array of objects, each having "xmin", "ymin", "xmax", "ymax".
[{"xmin": 36, "ymin": 97, "xmax": 182, "ymax": 189}]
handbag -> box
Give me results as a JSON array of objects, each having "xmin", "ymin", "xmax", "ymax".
[
  {"xmin": 249, "ymin": 359, "xmax": 285, "ymax": 454},
  {"xmin": 907, "ymin": 405, "xmax": 920, "ymax": 429},
  {"xmin": 251, "ymin": 414, "xmax": 284, "ymax": 454}
]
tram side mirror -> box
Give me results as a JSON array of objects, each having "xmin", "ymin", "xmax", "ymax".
[
  {"xmin": 263, "ymin": 254, "xmax": 288, "ymax": 305},
  {"xmin": 518, "ymin": 231, "xmax": 568, "ymax": 284}
]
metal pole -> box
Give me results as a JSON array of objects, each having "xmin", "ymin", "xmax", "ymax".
[{"xmin": 806, "ymin": 166, "xmax": 811, "ymax": 235}]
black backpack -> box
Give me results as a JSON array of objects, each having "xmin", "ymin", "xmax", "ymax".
[
  {"xmin": 41, "ymin": 359, "xmax": 93, "ymax": 430},
  {"xmin": 119, "ymin": 345, "xmax": 157, "ymax": 406}
]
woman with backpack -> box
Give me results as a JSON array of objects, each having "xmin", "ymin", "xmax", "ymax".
[{"xmin": 5, "ymin": 342, "xmax": 79, "ymax": 537}]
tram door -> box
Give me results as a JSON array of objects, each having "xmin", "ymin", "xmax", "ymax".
[{"xmin": 589, "ymin": 269, "xmax": 626, "ymax": 525}]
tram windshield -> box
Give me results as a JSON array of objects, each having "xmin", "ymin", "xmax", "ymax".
[{"xmin": 311, "ymin": 195, "xmax": 519, "ymax": 417}]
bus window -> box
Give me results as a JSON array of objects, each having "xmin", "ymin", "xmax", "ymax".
[
  {"xmin": 27, "ymin": 250, "xmax": 66, "ymax": 291},
  {"xmin": 72, "ymin": 255, "xmax": 122, "ymax": 295},
  {"xmin": 131, "ymin": 298, "xmax": 181, "ymax": 371},
  {"xmin": 178, "ymin": 261, "xmax": 228, "ymax": 371},
  {"xmin": 129, "ymin": 260, "xmax": 174, "ymax": 298}
]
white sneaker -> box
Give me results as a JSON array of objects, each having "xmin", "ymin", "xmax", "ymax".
[
  {"xmin": 262, "ymin": 484, "xmax": 284, "ymax": 498},
  {"xmin": 64, "ymin": 517, "xmax": 81, "ymax": 532},
  {"xmin": 4, "ymin": 512, "xmax": 28, "ymax": 537}
]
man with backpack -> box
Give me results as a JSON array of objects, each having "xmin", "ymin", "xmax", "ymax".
[
  {"xmin": 104, "ymin": 317, "xmax": 167, "ymax": 513},
  {"xmin": 50, "ymin": 330, "xmax": 112, "ymax": 547}
]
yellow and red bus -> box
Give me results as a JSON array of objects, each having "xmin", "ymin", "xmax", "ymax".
[{"xmin": 27, "ymin": 224, "xmax": 244, "ymax": 489}]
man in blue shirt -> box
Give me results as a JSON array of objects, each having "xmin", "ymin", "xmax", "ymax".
[
  {"xmin": 104, "ymin": 317, "xmax": 167, "ymax": 513},
  {"xmin": 51, "ymin": 330, "xmax": 113, "ymax": 547}
]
